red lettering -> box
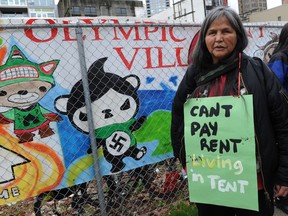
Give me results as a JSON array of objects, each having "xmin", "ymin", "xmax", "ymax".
[
  {"xmin": 115, "ymin": 46, "xmax": 188, "ymax": 70},
  {"xmin": 160, "ymin": 27, "xmax": 168, "ymax": 42},
  {"xmin": 156, "ymin": 47, "xmax": 175, "ymax": 68},
  {"xmin": 25, "ymin": 19, "xmax": 57, "ymax": 42},
  {"xmin": 169, "ymin": 27, "xmax": 185, "ymax": 42},
  {"xmin": 63, "ymin": 18, "xmax": 104, "ymax": 41},
  {"xmin": 175, "ymin": 47, "xmax": 188, "ymax": 66},
  {"xmin": 259, "ymin": 27, "xmax": 264, "ymax": 38},
  {"xmin": 159, "ymin": 21, "xmax": 168, "ymax": 42},
  {"xmin": 112, "ymin": 19, "xmax": 140, "ymax": 41},
  {"xmin": 246, "ymin": 27, "xmax": 253, "ymax": 38},
  {"xmin": 144, "ymin": 22, "xmax": 158, "ymax": 40},
  {"xmin": 113, "ymin": 47, "xmax": 140, "ymax": 70},
  {"xmin": 62, "ymin": 20, "xmax": 77, "ymax": 41},
  {"xmin": 80, "ymin": 18, "xmax": 104, "ymax": 40},
  {"xmin": 246, "ymin": 27, "xmax": 264, "ymax": 38},
  {"xmin": 144, "ymin": 47, "xmax": 153, "ymax": 68},
  {"xmin": 143, "ymin": 47, "xmax": 187, "ymax": 68},
  {"xmin": 24, "ymin": 18, "xmax": 185, "ymax": 44}
]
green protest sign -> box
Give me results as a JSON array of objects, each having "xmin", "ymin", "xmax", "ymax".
[{"xmin": 184, "ymin": 95, "xmax": 258, "ymax": 211}]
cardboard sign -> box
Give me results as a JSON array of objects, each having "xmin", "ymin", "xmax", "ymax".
[{"xmin": 184, "ymin": 95, "xmax": 258, "ymax": 211}]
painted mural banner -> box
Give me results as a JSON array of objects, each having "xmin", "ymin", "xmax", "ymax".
[
  {"xmin": 0, "ymin": 17, "xmax": 194, "ymax": 205},
  {"xmin": 0, "ymin": 17, "xmax": 284, "ymax": 205},
  {"xmin": 184, "ymin": 95, "xmax": 258, "ymax": 211}
]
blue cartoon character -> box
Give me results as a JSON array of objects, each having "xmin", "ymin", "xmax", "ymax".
[
  {"xmin": 0, "ymin": 45, "xmax": 62, "ymax": 143},
  {"xmin": 55, "ymin": 57, "xmax": 147, "ymax": 173}
]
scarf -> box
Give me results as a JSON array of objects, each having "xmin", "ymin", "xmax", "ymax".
[{"xmin": 194, "ymin": 58, "xmax": 239, "ymax": 86}]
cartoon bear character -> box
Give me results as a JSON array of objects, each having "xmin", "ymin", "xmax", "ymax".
[
  {"xmin": 55, "ymin": 57, "xmax": 147, "ymax": 173},
  {"xmin": 0, "ymin": 45, "xmax": 62, "ymax": 143}
]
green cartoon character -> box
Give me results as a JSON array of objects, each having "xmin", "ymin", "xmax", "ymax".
[{"xmin": 0, "ymin": 45, "xmax": 62, "ymax": 143}]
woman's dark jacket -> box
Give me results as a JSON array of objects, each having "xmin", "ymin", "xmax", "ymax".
[{"xmin": 171, "ymin": 53, "xmax": 288, "ymax": 198}]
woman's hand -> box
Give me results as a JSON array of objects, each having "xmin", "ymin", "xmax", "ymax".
[{"xmin": 274, "ymin": 185, "xmax": 288, "ymax": 197}]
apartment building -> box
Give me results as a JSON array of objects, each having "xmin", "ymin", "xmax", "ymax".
[
  {"xmin": 0, "ymin": 0, "xmax": 57, "ymax": 18},
  {"xmin": 238, "ymin": 0, "xmax": 267, "ymax": 21},
  {"xmin": 150, "ymin": 0, "xmax": 228, "ymax": 23},
  {"xmin": 249, "ymin": 4, "xmax": 288, "ymax": 22},
  {"xmin": 145, "ymin": 0, "xmax": 170, "ymax": 18},
  {"xmin": 57, "ymin": 0, "xmax": 143, "ymax": 17}
]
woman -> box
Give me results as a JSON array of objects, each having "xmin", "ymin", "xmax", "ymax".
[
  {"xmin": 171, "ymin": 6, "xmax": 288, "ymax": 216},
  {"xmin": 268, "ymin": 23, "xmax": 288, "ymax": 91},
  {"xmin": 268, "ymin": 22, "xmax": 288, "ymax": 215}
]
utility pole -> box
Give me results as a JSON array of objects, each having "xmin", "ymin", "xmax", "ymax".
[
  {"xmin": 191, "ymin": 0, "xmax": 195, "ymax": 22},
  {"xmin": 203, "ymin": 0, "xmax": 206, "ymax": 16},
  {"xmin": 172, "ymin": 0, "xmax": 175, "ymax": 20}
]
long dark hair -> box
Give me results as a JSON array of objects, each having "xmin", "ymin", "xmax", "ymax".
[
  {"xmin": 273, "ymin": 22, "xmax": 288, "ymax": 55},
  {"xmin": 192, "ymin": 6, "xmax": 248, "ymax": 69}
]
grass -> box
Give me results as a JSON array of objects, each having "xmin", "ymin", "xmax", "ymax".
[
  {"xmin": 0, "ymin": 160, "xmax": 193, "ymax": 215},
  {"xmin": 168, "ymin": 201, "xmax": 198, "ymax": 216}
]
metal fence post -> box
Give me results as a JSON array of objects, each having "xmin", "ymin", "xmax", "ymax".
[{"xmin": 75, "ymin": 22, "xmax": 107, "ymax": 216}]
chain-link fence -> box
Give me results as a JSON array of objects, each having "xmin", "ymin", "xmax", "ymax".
[{"xmin": 0, "ymin": 18, "xmax": 285, "ymax": 215}]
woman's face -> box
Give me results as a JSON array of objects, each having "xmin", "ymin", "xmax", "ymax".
[{"xmin": 205, "ymin": 16, "xmax": 237, "ymax": 64}]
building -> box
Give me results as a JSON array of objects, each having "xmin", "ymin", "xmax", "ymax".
[
  {"xmin": 57, "ymin": 0, "xmax": 143, "ymax": 17},
  {"xmin": 170, "ymin": 0, "xmax": 198, "ymax": 22},
  {"xmin": 146, "ymin": 0, "xmax": 170, "ymax": 18},
  {"xmin": 150, "ymin": 0, "xmax": 203, "ymax": 22},
  {"xmin": 249, "ymin": 4, "xmax": 288, "ymax": 22},
  {"xmin": 150, "ymin": 0, "xmax": 228, "ymax": 23},
  {"xmin": 204, "ymin": 0, "xmax": 228, "ymax": 16},
  {"xmin": 238, "ymin": 0, "xmax": 267, "ymax": 21},
  {"xmin": 0, "ymin": 0, "xmax": 57, "ymax": 18}
]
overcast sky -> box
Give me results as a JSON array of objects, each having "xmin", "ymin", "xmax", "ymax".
[{"xmin": 228, "ymin": 0, "xmax": 282, "ymax": 13}]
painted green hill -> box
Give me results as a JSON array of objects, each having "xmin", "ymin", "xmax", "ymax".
[{"xmin": 134, "ymin": 110, "xmax": 172, "ymax": 156}]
